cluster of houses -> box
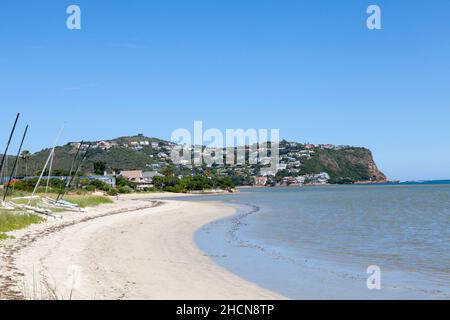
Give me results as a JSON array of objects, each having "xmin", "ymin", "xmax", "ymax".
[
  {"xmin": 305, "ymin": 143, "xmax": 352, "ymax": 151},
  {"xmin": 71, "ymin": 138, "xmax": 177, "ymax": 153},
  {"xmin": 253, "ymin": 172, "xmax": 331, "ymax": 187},
  {"xmin": 18, "ymin": 170, "xmax": 165, "ymax": 192},
  {"xmin": 281, "ymin": 176, "xmax": 303, "ymax": 187},
  {"xmin": 300, "ymin": 172, "xmax": 331, "ymax": 185},
  {"xmin": 66, "ymin": 138, "xmax": 351, "ymax": 189}
]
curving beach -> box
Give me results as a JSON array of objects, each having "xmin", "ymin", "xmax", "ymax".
[{"xmin": 0, "ymin": 195, "xmax": 284, "ymax": 300}]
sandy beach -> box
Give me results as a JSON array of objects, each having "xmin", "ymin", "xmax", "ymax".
[{"xmin": 0, "ymin": 195, "xmax": 283, "ymax": 300}]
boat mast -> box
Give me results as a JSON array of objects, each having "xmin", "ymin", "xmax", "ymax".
[
  {"xmin": 3, "ymin": 125, "xmax": 28, "ymax": 202},
  {"xmin": 0, "ymin": 113, "xmax": 20, "ymax": 182},
  {"xmin": 28, "ymin": 126, "xmax": 65, "ymax": 205},
  {"xmin": 59, "ymin": 143, "xmax": 92, "ymax": 201},
  {"xmin": 44, "ymin": 125, "xmax": 65, "ymax": 196},
  {"xmin": 45, "ymin": 148, "xmax": 55, "ymax": 195},
  {"xmin": 56, "ymin": 141, "xmax": 84, "ymax": 201},
  {"xmin": 28, "ymin": 149, "xmax": 55, "ymax": 205}
]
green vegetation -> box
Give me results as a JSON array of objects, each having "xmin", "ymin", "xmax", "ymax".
[
  {"xmin": 11, "ymin": 135, "xmax": 385, "ymax": 187},
  {"xmin": 79, "ymin": 178, "xmax": 111, "ymax": 192},
  {"xmin": 151, "ymin": 174, "xmax": 235, "ymax": 193},
  {"xmin": 64, "ymin": 195, "xmax": 113, "ymax": 208},
  {"xmin": 0, "ymin": 210, "xmax": 44, "ymax": 240},
  {"xmin": 93, "ymin": 160, "xmax": 107, "ymax": 175},
  {"xmin": 298, "ymin": 148, "xmax": 384, "ymax": 183},
  {"xmin": 10, "ymin": 176, "xmax": 124, "ymax": 197},
  {"xmin": 274, "ymin": 169, "xmax": 291, "ymax": 183},
  {"xmin": 6, "ymin": 177, "xmax": 66, "ymax": 194}
]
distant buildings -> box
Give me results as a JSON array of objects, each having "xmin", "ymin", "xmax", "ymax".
[
  {"xmin": 157, "ymin": 152, "xmax": 169, "ymax": 159},
  {"xmin": 281, "ymin": 176, "xmax": 302, "ymax": 187},
  {"xmin": 67, "ymin": 138, "xmax": 353, "ymax": 187},
  {"xmin": 301, "ymin": 172, "xmax": 330, "ymax": 185},
  {"xmin": 253, "ymin": 176, "xmax": 268, "ymax": 187}
]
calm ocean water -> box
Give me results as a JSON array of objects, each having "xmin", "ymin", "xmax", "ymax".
[{"xmin": 190, "ymin": 184, "xmax": 450, "ymax": 299}]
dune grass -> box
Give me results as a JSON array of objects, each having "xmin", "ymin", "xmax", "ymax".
[
  {"xmin": 64, "ymin": 195, "xmax": 113, "ymax": 208},
  {"xmin": 0, "ymin": 210, "xmax": 44, "ymax": 240}
]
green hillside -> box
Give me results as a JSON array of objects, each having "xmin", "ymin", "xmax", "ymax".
[
  {"xmin": 3, "ymin": 135, "xmax": 386, "ymax": 185},
  {"xmin": 299, "ymin": 148, "xmax": 386, "ymax": 182}
]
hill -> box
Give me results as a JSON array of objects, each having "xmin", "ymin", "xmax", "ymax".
[{"xmin": 5, "ymin": 135, "xmax": 386, "ymax": 185}]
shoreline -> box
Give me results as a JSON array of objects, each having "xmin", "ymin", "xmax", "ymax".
[
  {"xmin": 0, "ymin": 194, "xmax": 284, "ymax": 300},
  {"xmin": 195, "ymin": 188, "xmax": 450, "ymax": 300}
]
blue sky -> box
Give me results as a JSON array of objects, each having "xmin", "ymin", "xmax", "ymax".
[{"xmin": 1, "ymin": 0, "xmax": 449, "ymax": 180}]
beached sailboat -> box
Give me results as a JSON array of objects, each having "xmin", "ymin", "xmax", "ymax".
[
  {"xmin": 44, "ymin": 141, "xmax": 91, "ymax": 212},
  {"xmin": 18, "ymin": 127, "xmax": 67, "ymax": 218},
  {"xmin": 6, "ymin": 201, "xmax": 54, "ymax": 216},
  {"xmin": 0, "ymin": 123, "xmax": 59, "ymax": 218},
  {"xmin": 40, "ymin": 140, "xmax": 84, "ymax": 211}
]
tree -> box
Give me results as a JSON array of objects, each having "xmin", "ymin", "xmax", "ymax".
[
  {"xmin": 161, "ymin": 165, "xmax": 175, "ymax": 177},
  {"xmin": 93, "ymin": 161, "xmax": 107, "ymax": 175},
  {"xmin": 151, "ymin": 176, "xmax": 164, "ymax": 189},
  {"xmin": 20, "ymin": 150, "xmax": 31, "ymax": 176}
]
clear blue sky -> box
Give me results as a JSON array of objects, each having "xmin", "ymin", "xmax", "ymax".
[{"xmin": 1, "ymin": 0, "xmax": 449, "ymax": 181}]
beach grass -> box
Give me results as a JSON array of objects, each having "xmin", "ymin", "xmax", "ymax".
[
  {"xmin": 0, "ymin": 210, "xmax": 44, "ymax": 240},
  {"xmin": 64, "ymin": 195, "xmax": 113, "ymax": 208}
]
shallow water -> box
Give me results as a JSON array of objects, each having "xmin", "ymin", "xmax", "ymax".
[{"xmin": 188, "ymin": 185, "xmax": 449, "ymax": 299}]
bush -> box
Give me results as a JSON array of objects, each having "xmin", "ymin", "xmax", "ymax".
[
  {"xmin": 107, "ymin": 188, "xmax": 119, "ymax": 196},
  {"xmin": 118, "ymin": 186, "xmax": 133, "ymax": 194},
  {"xmin": 151, "ymin": 174, "xmax": 236, "ymax": 193},
  {"xmin": 85, "ymin": 185, "xmax": 96, "ymax": 192},
  {"xmin": 116, "ymin": 176, "xmax": 137, "ymax": 190},
  {"xmin": 7, "ymin": 178, "xmax": 66, "ymax": 193},
  {"xmin": 163, "ymin": 185, "xmax": 185, "ymax": 193},
  {"xmin": 87, "ymin": 179, "xmax": 112, "ymax": 192}
]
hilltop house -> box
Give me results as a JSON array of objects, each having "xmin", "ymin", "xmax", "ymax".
[{"xmin": 157, "ymin": 152, "xmax": 169, "ymax": 159}]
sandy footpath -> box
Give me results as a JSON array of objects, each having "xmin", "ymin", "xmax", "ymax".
[{"xmin": 0, "ymin": 195, "xmax": 283, "ymax": 300}]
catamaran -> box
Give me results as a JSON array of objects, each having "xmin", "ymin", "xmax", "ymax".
[
  {"xmin": 43, "ymin": 141, "xmax": 91, "ymax": 212},
  {"xmin": 1, "ymin": 117, "xmax": 92, "ymax": 216},
  {"xmin": 20, "ymin": 126, "xmax": 67, "ymax": 218},
  {"xmin": 1, "ymin": 124, "xmax": 55, "ymax": 218},
  {"xmin": 0, "ymin": 117, "xmax": 58, "ymax": 218}
]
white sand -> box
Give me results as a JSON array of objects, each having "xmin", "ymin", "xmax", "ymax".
[{"xmin": 0, "ymin": 196, "xmax": 283, "ymax": 300}]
